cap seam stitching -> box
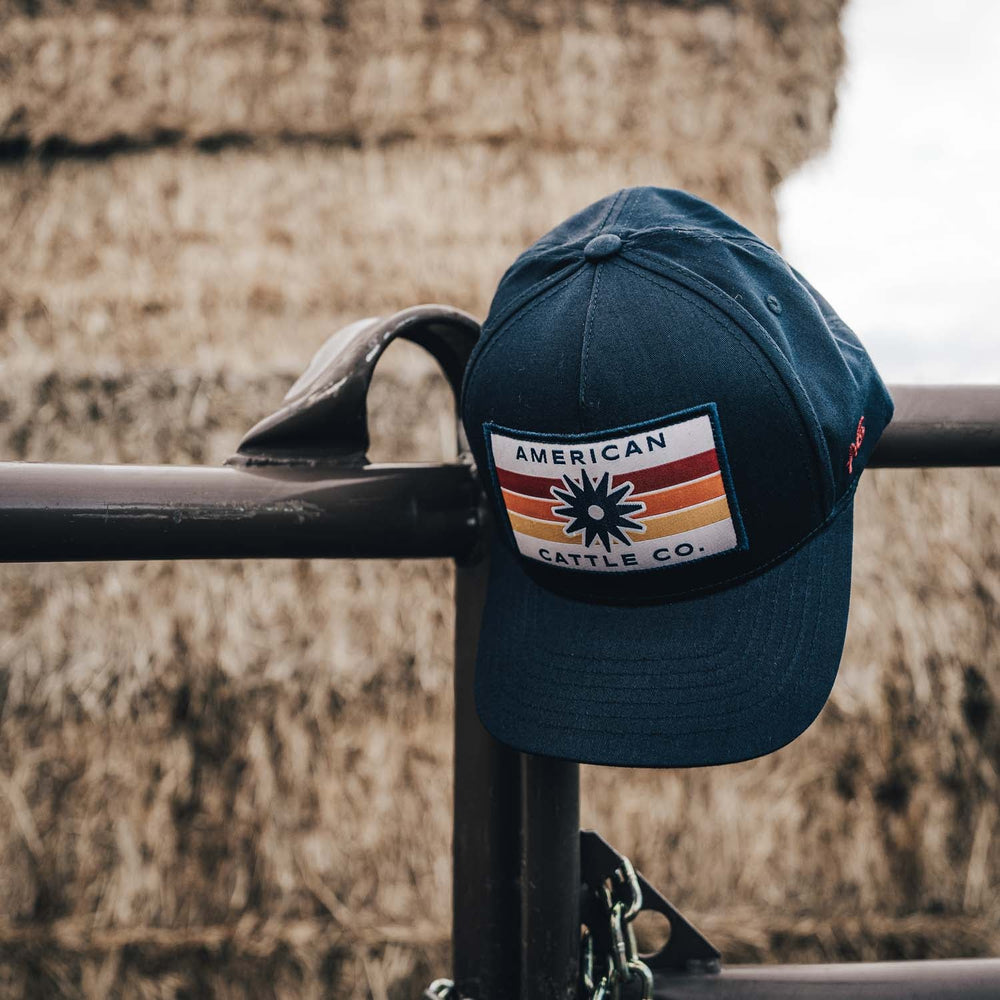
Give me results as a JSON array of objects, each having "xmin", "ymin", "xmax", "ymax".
[
  {"xmin": 617, "ymin": 187, "xmax": 642, "ymax": 228},
  {"xmin": 596, "ymin": 189, "xmax": 626, "ymax": 231},
  {"xmin": 612, "ymin": 256, "xmax": 813, "ymax": 488},
  {"xmin": 470, "ymin": 192, "xmax": 624, "ymax": 347},
  {"xmin": 627, "ymin": 225, "xmax": 777, "ymax": 251},
  {"xmin": 579, "ymin": 264, "xmax": 603, "ymax": 427},
  {"xmin": 623, "ymin": 246, "xmax": 837, "ymax": 508},
  {"xmin": 478, "ymin": 259, "xmax": 585, "ymax": 340},
  {"xmin": 461, "ymin": 266, "xmax": 585, "ymax": 410}
]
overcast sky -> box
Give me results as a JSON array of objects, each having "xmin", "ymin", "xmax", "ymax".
[{"xmin": 778, "ymin": 0, "xmax": 1000, "ymax": 383}]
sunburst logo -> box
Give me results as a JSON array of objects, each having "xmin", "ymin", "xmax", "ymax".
[{"xmin": 550, "ymin": 470, "xmax": 645, "ymax": 551}]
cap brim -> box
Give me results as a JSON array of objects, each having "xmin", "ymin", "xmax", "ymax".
[{"xmin": 474, "ymin": 502, "xmax": 854, "ymax": 767}]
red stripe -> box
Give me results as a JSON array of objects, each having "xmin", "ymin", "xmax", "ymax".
[
  {"xmin": 495, "ymin": 467, "xmax": 563, "ymax": 498},
  {"xmin": 614, "ymin": 448, "xmax": 719, "ymax": 494},
  {"xmin": 495, "ymin": 447, "xmax": 721, "ymax": 499}
]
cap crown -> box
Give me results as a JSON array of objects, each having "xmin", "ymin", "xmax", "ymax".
[{"xmin": 462, "ymin": 187, "xmax": 892, "ymax": 605}]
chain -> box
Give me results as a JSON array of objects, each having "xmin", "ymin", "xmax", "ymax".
[
  {"xmin": 424, "ymin": 853, "xmax": 654, "ymax": 1000},
  {"xmin": 422, "ymin": 979, "xmax": 463, "ymax": 1000},
  {"xmin": 580, "ymin": 856, "xmax": 654, "ymax": 1000}
]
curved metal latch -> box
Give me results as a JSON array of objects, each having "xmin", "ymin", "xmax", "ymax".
[{"xmin": 230, "ymin": 304, "xmax": 481, "ymax": 468}]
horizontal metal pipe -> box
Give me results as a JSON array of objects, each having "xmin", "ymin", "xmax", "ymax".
[
  {"xmin": 0, "ymin": 462, "xmax": 480, "ymax": 563},
  {"xmin": 870, "ymin": 384, "xmax": 1000, "ymax": 467},
  {"xmin": 652, "ymin": 958, "xmax": 1000, "ymax": 998},
  {"xmin": 0, "ymin": 385, "xmax": 996, "ymax": 563}
]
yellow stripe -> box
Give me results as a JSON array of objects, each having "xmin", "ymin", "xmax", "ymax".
[
  {"xmin": 628, "ymin": 496, "xmax": 731, "ymax": 541},
  {"xmin": 507, "ymin": 510, "xmax": 580, "ymax": 544},
  {"xmin": 510, "ymin": 497, "xmax": 731, "ymax": 546}
]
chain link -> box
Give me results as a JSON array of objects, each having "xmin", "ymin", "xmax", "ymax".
[
  {"xmin": 581, "ymin": 929, "xmax": 596, "ymax": 994},
  {"xmin": 423, "ymin": 852, "xmax": 654, "ymax": 1000},
  {"xmin": 580, "ymin": 856, "xmax": 654, "ymax": 1000},
  {"xmin": 422, "ymin": 978, "xmax": 461, "ymax": 1000}
]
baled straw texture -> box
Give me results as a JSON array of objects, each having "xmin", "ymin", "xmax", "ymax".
[{"xmin": 6, "ymin": 2, "xmax": 997, "ymax": 998}]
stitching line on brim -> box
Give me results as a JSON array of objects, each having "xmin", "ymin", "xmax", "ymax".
[
  {"xmin": 524, "ymin": 554, "xmax": 764, "ymax": 666},
  {"xmin": 509, "ymin": 540, "xmax": 789, "ymax": 703},
  {"xmin": 481, "ymin": 517, "xmax": 838, "ymax": 737},
  {"xmin": 483, "ymin": 555, "xmax": 822, "ymax": 739},
  {"xmin": 515, "ymin": 527, "xmax": 828, "ymax": 735}
]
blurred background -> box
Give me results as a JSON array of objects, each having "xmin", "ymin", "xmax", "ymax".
[
  {"xmin": 0, "ymin": 1, "xmax": 998, "ymax": 997},
  {"xmin": 780, "ymin": 0, "xmax": 1000, "ymax": 383}
]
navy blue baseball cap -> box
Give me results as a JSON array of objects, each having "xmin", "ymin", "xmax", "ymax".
[{"xmin": 461, "ymin": 187, "xmax": 893, "ymax": 768}]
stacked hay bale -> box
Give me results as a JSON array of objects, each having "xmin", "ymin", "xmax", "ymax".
[
  {"xmin": 1, "ymin": 0, "xmax": 846, "ymax": 371},
  {"xmin": 1, "ymin": 1, "xmax": 998, "ymax": 996}
]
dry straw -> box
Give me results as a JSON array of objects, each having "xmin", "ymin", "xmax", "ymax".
[{"xmin": 2, "ymin": 1, "xmax": 998, "ymax": 997}]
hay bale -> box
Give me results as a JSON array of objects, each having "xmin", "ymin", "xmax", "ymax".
[
  {"xmin": 2, "ymin": 1, "xmax": 842, "ymax": 176},
  {"xmin": 9, "ymin": 2, "xmax": 993, "ymax": 997},
  {"xmin": 2, "ymin": 0, "xmax": 847, "ymax": 375},
  {"xmin": 0, "ymin": 366, "xmax": 458, "ymax": 997},
  {"xmin": 1, "ymin": 143, "xmax": 778, "ymax": 373},
  {"xmin": 2, "ymin": 369, "xmax": 999, "ymax": 997}
]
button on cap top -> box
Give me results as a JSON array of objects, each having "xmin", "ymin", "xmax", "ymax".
[{"xmin": 583, "ymin": 233, "xmax": 623, "ymax": 261}]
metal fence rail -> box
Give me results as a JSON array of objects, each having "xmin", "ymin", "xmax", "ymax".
[
  {"xmin": 1, "ymin": 302, "xmax": 999, "ymax": 1000},
  {"xmin": 0, "ymin": 462, "xmax": 479, "ymax": 562},
  {"xmin": 1, "ymin": 385, "xmax": 998, "ymax": 564},
  {"xmin": 651, "ymin": 958, "xmax": 1000, "ymax": 998},
  {"xmin": 869, "ymin": 385, "xmax": 1000, "ymax": 466}
]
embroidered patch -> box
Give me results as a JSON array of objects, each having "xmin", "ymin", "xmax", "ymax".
[{"xmin": 485, "ymin": 404, "xmax": 746, "ymax": 573}]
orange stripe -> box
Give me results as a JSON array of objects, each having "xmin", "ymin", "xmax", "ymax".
[
  {"xmin": 502, "ymin": 488, "xmax": 560, "ymax": 521},
  {"xmin": 628, "ymin": 496, "xmax": 731, "ymax": 541},
  {"xmin": 634, "ymin": 472, "xmax": 725, "ymax": 517},
  {"xmin": 507, "ymin": 510, "xmax": 581, "ymax": 544}
]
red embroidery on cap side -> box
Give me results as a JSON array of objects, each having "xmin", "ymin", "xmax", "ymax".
[{"xmin": 846, "ymin": 415, "xmax": 866, "ymax": 475}]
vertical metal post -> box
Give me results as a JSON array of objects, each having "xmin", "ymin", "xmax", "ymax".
[
  {"xmin": 452, "ymin": 345, "xmax": 580, "ymax": 1000},
  {"xmin": 452, "ymin": 548, "xmax": 523, "ymax": 1000},
  {"xmin": 521, "ymin": 754, "xmax": 580, "ymax": 1000},
  {"xmin": 452, "ymin": 553, "xmax": 582, "ymax": 1000}
]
